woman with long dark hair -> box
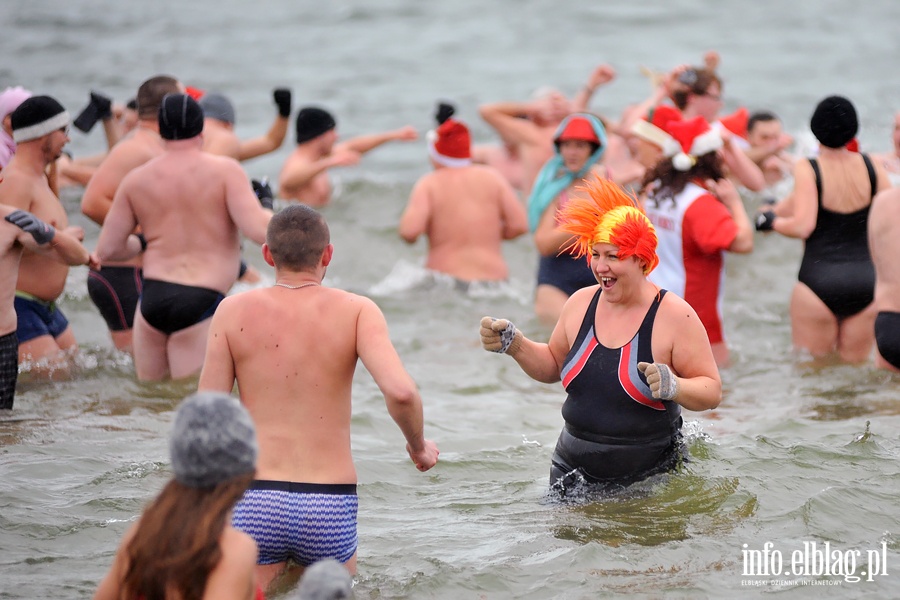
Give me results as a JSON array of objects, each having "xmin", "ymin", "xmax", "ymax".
[{"xmin": 94, "ymin": 392, "xmax": 261, "ymax": 600}]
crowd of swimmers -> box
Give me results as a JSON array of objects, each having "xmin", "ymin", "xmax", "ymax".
[{"xmin": 2, "ymin": 51, "xmax": 900, "ymax": 597}]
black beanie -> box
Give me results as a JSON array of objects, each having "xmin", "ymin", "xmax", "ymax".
[
  {"xmin": 11, "ymin": 95, "xmax": 69, "ymax": 143},
  {"xmin": 158, "ymin": 93, "xmax": 204, "ymax": 140},
  {"xmin": 295, "ymin": 106, "xmax": 336, "ymax": 144},
  {"xmin": 810, "ymin": 95, "xmax": 858, "ymax": 149}
]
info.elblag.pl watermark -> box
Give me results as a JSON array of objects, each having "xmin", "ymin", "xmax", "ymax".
[{"xmin": 741, "ymin": 541, "xmax": 890, "ymax": 586}]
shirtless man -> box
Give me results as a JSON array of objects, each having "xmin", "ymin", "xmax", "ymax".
[
  {"xmin": 1, "ymin": 95, "xmax": 92, "ymax": 377},
  {"xmin": 872, "ymin": 111, "xmax": 900, "ymax": 187},
  {"xmin": 745, "ymin": 111, "xmax": 795, "ymax": 188},
  {"xmin": 399, "ymin": 117, "xmax": 527, "ymax": 282},
  {"xmin": 198, "ymin": 204, "xmax": 439, "ymax": 590},
  {"xmin": 868, "ymin": 187, "xmax": 900, "ymax": 371},
  {"xmin": 0, "ymin": 208, "xmax": 92, "ymax": 405},
  {"xmin": 478, "ymin": 89, "xmax": 572, "ymax": 198},
  {"xmin": 94, "ymin": 93, "xmax": 272, "ymax": 381},
  {"xmin": 81, "ymin": 75, "xmax": 182, "ymax": 353},
  {"xmin": 199, "ymin": 89, "xmax": 291, "ymax": 161},
  {"xmin": 278, "ymin": 106, "xmax": 418, "ymax": 207}
]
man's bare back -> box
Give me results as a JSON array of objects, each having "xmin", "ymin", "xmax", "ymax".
[{"xmin": 399, "ymin": 163, "xmax": 527, "ymax": 281}]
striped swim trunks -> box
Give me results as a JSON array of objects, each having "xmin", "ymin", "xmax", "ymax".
[{"xmin": 232, "ymin": 480, "xmax": 358, "ymax": 566}]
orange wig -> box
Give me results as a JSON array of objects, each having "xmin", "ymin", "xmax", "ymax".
[{"xmin": 557, "ymin": 176, "xmax": 659, "ymax": 274}]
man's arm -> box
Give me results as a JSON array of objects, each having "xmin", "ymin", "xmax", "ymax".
[
  {"xmin": 82, "ymin": 151, "xmax": 133, "ymax": 225},
  {"xmin": 397, "ymin": 178, "xmax": 431, "ymax": 244},
  {"xmin": 497, "ymin": 177, "xmax": 528, "ymax": 240},
  {"xmin": 338, "ymin": 126, "xmax": 418, "ymax": 156},
  {"xmin": 4, "ymin": 209, "xmax": 92, "ymax": 266},
  {"xmin": 571, "ymin": 64, "xmax": 616, "ymax": 114},
  {"xmin": 223, "ymin": 161, "xmax": 272, "ymax": 246},
  {"xmin": 238, "ymin": 88, "xmax": 291, "ymax": 162},
  {"xmin": 94, "ymin": 183, "xmax": 142, "ymax": 262},
  {"xmin": 278, "ymin": 151, "xmax": 359, "ymax": 193},
  {"xmin": 198, "ymin": 305, "xmax": 237, "ymax": 393},
  {"xmin": 355, "ymin": 296, "xmax": 438, "ymax": 471},
  {"xmin": 478, "ymin": 101, "xmax": 543, "ymax": 148}
]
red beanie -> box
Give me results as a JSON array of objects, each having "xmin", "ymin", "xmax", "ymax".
[{"xmin": 429, "ymin": 118, "xmax": 471, "ymax": 167}]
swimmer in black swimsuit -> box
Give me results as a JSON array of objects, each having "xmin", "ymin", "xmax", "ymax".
[
  {"xmin": 756, "ymin": 96, "xmax": 891, "ymax": 362},
  {"xmin": 480, "ymin": 177, "xmax": 722, "ymax": 494}
]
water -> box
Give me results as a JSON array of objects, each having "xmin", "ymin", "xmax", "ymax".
[{"xmin": 3, "ymin": 1, "xmax": 900, "ymax": 598}]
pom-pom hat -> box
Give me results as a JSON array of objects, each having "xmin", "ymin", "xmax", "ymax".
[
  {"xmin": 428, "ymin": 117, "xmax": 471, "ymax": 167},
  {"xmin": 169, "ymin": 392, "xmax": 257, "ymax": 488},
  {"xmin": 11, "ymin": 95, "xmax": 69, "ymax": 143},
  {"xmin": 666, "ymin": 115, "xmax": 723, "ymax": 171}
]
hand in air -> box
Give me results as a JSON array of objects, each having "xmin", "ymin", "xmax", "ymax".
[
  {"xmin": 637, "ymin": 361, "xmax": 679, "ymax": 400},
  {"xmin": 587, "ymin": 64, "xmax": 616, "ymax": 89},
  {"xmin": 5, "ymin": 210, "xmax": 56, "ymax": 245},
  {"xmin": 394, "ymin": 125, "xmax": 419, "ymax": 142},
  {"xmin": 479, "ymin": 316, "xmax": 523, "ymax": 355},
  {"xmin": 251, "ymin": 178, "xmax": 275, "ymax": 210},
  {"xmin": 273, "ymin": 88, "xmax": 292, "ymax": 118}
]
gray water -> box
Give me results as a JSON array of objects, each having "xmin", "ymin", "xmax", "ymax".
[{"xmin": 3, "ymin": 1, "xmax": 900, "ymax": 598}]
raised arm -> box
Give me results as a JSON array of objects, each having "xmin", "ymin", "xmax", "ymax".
[
  {"xmin": 338, "ymin": 125, "xmax": 418, "ymax": 156},
  {"xmin": 237, "ymin": 89, "xmax": 292, "ymax": 161},
  {"xmin": 356, "ymin": 296, "xmax": 438, "ymax": 471},
  {"xmin": 278, "ymin": 150, "xmax": 360, "ymax": 192},
  {"xmin": 4, "ymin": 209, "xmax": 92, "ymax": 267},
  {"xmin": 478, "ymin": 100, "xmax": 544, "ymax": 148},
  {"xmin": 571, "ymin": 64, "xmax": 616, "ymax": 114},
  {"xmin": 719, "ymin": 131, "xmax": 766, "ymax": 191},
  {"xmin": 479, "ymin": 314, "xmax": 569, "ymax": 384}
]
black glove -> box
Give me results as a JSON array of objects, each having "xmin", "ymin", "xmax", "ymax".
[
  {"xmin": 755, "ymin": 210, "xmax": 776, "ymax": 232},
  {"xmin": 252, "ymin": 178, "xmax": 275, "ymax": 210},
  {"xmin": 73, "ymin": 91, "xmax": 113, "ymax": 133},
  {"xmin": 435, "ymin": 101, "xmax": 455, "ymax": 125},
  {"xmin": 273, "ymin": 88, "xmax": 292, "ymax": 118},
  {"xmin": 5, "ymin": 210, "xmax": 56, "ymax": 244}
]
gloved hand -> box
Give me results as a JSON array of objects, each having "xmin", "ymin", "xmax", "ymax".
[
  {"xmin": 480, "ymin": 316, "xmax": 523, "ymax": 355},
  {"xmin": 5, "ymin": 210, "xmax": 55, "ymax": 245},
  {"xmin": 637, "ymin": 362, "xmax": 679, "ymax": 401},
  {"xmin": 755, "ymin": 209, "xmax": 776, "ymax": 232},
  {"xmin": 73, "ymin": 91, "xmax": 113, "ymax": 133},
  {"xmin": 251, "ymin": 178, "xmax": 275, "ymax": 210},
  {"xmin": 435, "ymin": 101, "xmax": 455, "ymax": 125},
  {"xmin": 273, "ymin": 88, "xmax": 292, "ymax": 118}
]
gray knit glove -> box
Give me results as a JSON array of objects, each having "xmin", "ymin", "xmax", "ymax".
[
  {"xmin": 5, "ymin": 210, "xmax": 56, "ymax": 245},
  {"xmin": 637, "ymin": 361, "xmax": 679, "ymax": 400},
  {"xmin": 480, "ymin": 316, "xmax": 524, "ymax": 355}
]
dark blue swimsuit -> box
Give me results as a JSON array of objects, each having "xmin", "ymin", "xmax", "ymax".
[{"xmin": 551, "ymin": 288, "xmax": 682, "ymax": 488}]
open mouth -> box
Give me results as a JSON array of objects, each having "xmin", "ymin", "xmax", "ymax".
[{"xmin": 600, "ymin": 276, "xmax": 615, "ymax": 289}]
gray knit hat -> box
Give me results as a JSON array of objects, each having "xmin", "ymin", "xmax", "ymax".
[
  {"xmin": 169, "ymin": 392, "xmax": 257, "ymax": 488},
  {"xmin": 199, "ymin": 92, "xmax": 236, "ymax": 125},
  {"xmin": 294, "ymin": 559, "xmax": 354, "ymax": 600}
]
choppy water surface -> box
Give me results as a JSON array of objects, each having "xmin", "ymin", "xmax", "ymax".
[{"xmin": 3, "ymin": 1, "xmax": 900, "ymax": 598}]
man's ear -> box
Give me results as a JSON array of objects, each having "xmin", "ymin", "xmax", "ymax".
[
  {"xmin": 322, "ymin": 243, "xmax": 334, "ymax": 267},
  {"xmin": 261, "ymin": 243, "xmax": 275, "ymax": 267}
]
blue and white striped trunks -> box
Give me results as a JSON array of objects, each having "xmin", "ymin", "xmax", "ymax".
[{"xmin": 232, "ymin": 480, "xmax": 358, "ymax": 566}]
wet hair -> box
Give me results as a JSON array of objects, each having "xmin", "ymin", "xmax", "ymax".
[
  {"xmin": 122, "ymin": 473, "xmax": 254, "ymax": 600},
  {"xmin": 136, "ymin": 75, "xmax": 181, "ymax": 120},
  {"xmin": 748, "ymin": 110, "xmax": 779, "ymax": 133},
  {"xmin": 640, "ymin": 151, "xmax": 725, "ymax": 205},
  {"xmin": 266, "ymin": 204, "xmax": 330, "ymax": 271},
  {"xmin": 672, "ymin": 68, "xmax": 722, "ymax": 111}
]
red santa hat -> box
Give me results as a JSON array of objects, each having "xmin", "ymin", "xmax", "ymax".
[
  {"xmin": 631, "ymin": 104, "xmax": 682, "ymax": 156},
  {"xmin": 667, "ymin": 115, "xmax": 723, "ymax": 171},
  {"xmin": 428, "ymin": 118, "xmax": 471, "ymax": 167},
  {"xmin": 718, "ymin": 107, "xmax": 749, "ymax": 140}
]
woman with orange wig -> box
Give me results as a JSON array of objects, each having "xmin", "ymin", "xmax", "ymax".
[{"xmin": 480, "ymin": 176, "xmax": 721, "ymax": 493}]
